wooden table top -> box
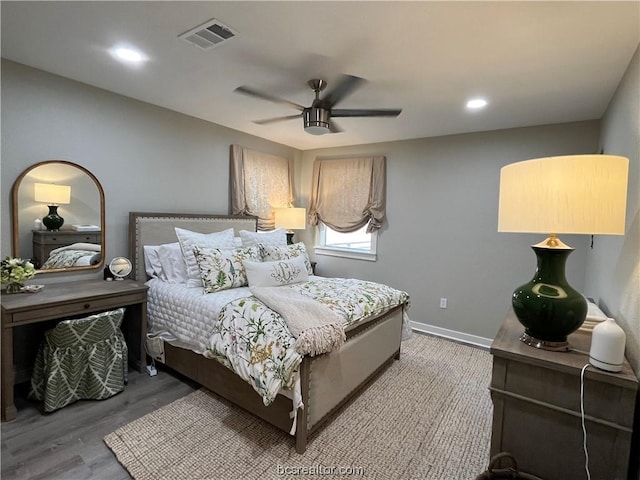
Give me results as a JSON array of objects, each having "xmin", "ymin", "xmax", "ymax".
[{"xmin": 491, "ymin": 311, "xmax": 638, "ymax": 389}]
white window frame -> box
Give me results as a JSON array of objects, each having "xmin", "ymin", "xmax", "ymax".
[{"xmin": 314, "ymin": 223, "xmax": 377, "ymax": 261}]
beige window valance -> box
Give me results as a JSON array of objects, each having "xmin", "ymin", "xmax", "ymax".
[
  {"xmin": 309, "ymin": 155, "xmax": 386, "ymax": 233},
  {"xmin": 230, "ymin": 145, "xmax": 293, "ymax": 230}
]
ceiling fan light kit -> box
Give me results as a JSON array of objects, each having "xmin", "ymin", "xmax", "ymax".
[
  {"xmin": 234, "ymin": 74, "xmax": 402, "ymax": 135},
  {"xmin": 304, "ymin": 108, "xmax": 331, "ymax": 135}
]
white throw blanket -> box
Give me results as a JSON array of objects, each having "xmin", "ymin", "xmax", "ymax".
[{"xmin": 250, "ymin": 286, "xmax": 346, "ymax": 356}]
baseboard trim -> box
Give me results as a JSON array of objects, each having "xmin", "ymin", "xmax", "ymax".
[{"xmin": 410, "ymin": 321, "xmax": 493, "ymax": 349}]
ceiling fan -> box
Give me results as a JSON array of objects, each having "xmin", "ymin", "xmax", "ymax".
[{"xmin": 234, "ymin": 74, "xmax": 402, "ymax": 135}]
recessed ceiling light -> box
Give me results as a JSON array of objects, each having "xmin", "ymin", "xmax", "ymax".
[
  {"xmin": 110, "ymin": 46, "xmax": 147, "ymax": 64},
  {"xmin": 466, "ymin": 98, "xmax": 488, "ymax": 110}
]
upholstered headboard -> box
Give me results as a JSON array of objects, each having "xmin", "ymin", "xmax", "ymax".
[{"xmin": 128, "ymin": 212, "xmax": 258, "ymax": 281}]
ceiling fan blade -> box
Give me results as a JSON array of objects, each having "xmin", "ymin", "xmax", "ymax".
[
  {"xmin": 254, "ymin": 114, "xmax": 302, "ymax": 125},
  {"xmin": 234, "ymin": 86, "xmax": 306, "ymax": 111},
  {"xmin": 321, "ymin": 74, "xmax": 366, "ymax": 108},
  {"xmin": 331, "ymin": 108, "xmax": 402, "ymax": 118},
  {"xmin": 328, "ymin": 119, "xmax": 343, "ymax": 133}
]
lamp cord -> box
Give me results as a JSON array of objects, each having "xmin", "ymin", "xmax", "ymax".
[{"xmin": 580, "ymin": 363, "xmax": 592, "ymax": 480}]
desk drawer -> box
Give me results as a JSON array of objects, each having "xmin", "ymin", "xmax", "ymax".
[{"xmin": 11, "ymin": 293, "xmax": 144, "ymax": 324}]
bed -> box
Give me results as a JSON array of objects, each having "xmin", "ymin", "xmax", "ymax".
[{"xmin": 129, "ymin": 212, "xmax": 409, "ymax": 453}]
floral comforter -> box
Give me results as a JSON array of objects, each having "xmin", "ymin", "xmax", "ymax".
[
  {"xmin": 41, "ymin": 249, "xmax": 100, "ymax": 269},
  {"xmin": 204, "ymin": 278, "xmax": 409, "ymax": 405}
]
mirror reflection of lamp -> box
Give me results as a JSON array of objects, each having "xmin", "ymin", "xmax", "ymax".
[
  {"xmin": 34, "ymin": 183, "xmax": 71, "ymax": 231},
  {"xmin": 274, "ymin": 207, "xmax": 307, "ymax": 244}
]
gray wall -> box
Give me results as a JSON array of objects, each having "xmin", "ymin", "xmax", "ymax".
[
  {"xmin": 297, "ymin": 122, "xmax": 600, "ymax": 341},
  {"xmin": 586, "ymin": 44, "xmax": 640, "ymax": 373},
  {"xmin": 1, "ymin": 60, "xmax": 299, "ymax": 283}
]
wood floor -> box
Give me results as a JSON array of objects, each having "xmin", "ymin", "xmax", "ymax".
[{"xmin": 1, "ymin": 367, "xmax": 197, "ymax": 480}]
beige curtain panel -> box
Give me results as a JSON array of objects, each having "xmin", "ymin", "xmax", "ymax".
[
  {"xmin": 309, "ymin": 155, "xmax": 386, "ymax": 233},
  {"xmin": 230, "ymin": 145, "xmax": 293, "ymax": 230}
]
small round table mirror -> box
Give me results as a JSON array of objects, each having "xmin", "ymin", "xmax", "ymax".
[{"xmin": 109, "ymin": 257, "xmax": 132, "ymax": 280}]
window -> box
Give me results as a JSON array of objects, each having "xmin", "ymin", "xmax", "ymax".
[
  {"xmin": 324, "ymin": 224, "xmax": 372, "ymax": 250},
  {"xmin": 316, "ymin": 223, "xmax": 378, "ymax": 261},
  {"xmin": 309, "ymin": 155, "xmax": 385, "ymax": 261}
]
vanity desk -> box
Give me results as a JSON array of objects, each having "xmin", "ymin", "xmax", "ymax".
[
  {"xmin": 490, "ymin": 311, "xmax": 638, "ymax": 480},
  {"xmin": 32, "ymin": 230, "xmax": 102, "ymax": 268},
  {"xmin": 1, "ymin": 279, "xmax": 147, "ymax": 421}
]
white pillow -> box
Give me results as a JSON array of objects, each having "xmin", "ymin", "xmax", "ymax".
[
  {"xmin": 143, "ymin": 245, "xmax": 164, "ymax": 279},
  {"xmin": 258, "ymin": 242, "xmax": 314, "ymax": 276},
  {"xmin": 239, "ymin": 228, "xmax": 287, "ymax": 247},
  {"xmin": 194, "ymin": 245, "xmax": 261, "ymax": 293},
  {"xmin": 157, "ymin": 242, "xmax": 189, "ymax": 284},
  {"xmin": 244, "ymin": 257, "xmax": 309, "ymax": 287},
  {"xmin": 175, "ymin": 227, "xmax": 237, "ymax": 288}
]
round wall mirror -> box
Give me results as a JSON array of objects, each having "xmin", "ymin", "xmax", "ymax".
[{"xmin": 11, "ymin": 160, "xmax": 105, "ymax": 274}]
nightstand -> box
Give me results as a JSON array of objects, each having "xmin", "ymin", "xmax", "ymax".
[
  {"xmin": 490, "ymin": 311, "xmax": 638, "ymax": 480},
  {"xmin": 32, "ymin": 230, "xmax": 102, "ymax": 268},
  {"xmin": 1, "ymin": 279, "xmax": 147, "ymax": 421}
]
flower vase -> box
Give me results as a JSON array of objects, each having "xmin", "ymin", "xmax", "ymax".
[{"xmin": 3, "ymin": 283, "xmax": 24, "ymax": 294}]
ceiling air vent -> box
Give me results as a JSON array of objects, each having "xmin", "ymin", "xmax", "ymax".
[{"xmin": 178, "ymin": 18, "xmax": 236, "ymax": 50}]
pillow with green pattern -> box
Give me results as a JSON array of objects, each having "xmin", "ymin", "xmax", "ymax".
[{"xmin": 194, "ymin": 245, "xmax": 260, "ymax": 293}]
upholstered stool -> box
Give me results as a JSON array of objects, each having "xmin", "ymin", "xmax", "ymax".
[{"xmin": 29, "ymin": 308, "xmax": 128, "ymax": 412}]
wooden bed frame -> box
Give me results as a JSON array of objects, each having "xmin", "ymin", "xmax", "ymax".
[{"xmin": 129, "ymin": 212, "xmax": 404, "ymax": 453}]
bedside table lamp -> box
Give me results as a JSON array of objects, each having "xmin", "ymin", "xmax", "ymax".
[
  {"xmin": 498, "ymin": 154, "xmax": 628, "ymax": 351},
  {"xmin": 275, "ymin": 207, "xmax": 306, "ymax": 244},
  {"xmin": 34, "ymin": 183, "xmax": 71, "ymax": 231}
]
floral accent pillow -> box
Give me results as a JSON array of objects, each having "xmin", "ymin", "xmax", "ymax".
[
  {"xmin": 244, "ymin": 257, "xmax": 309, "ymax": 287},
  {"xmin": 194, "ymin": 245, "xmax": 260, "ymax": 293},
  {"xmin": 175, "ymin": 227, "xmax": 237, "ymax": 288},
  {"xmin": 258, "ymin": 242, "xmax": 314, "ymax": 275}
]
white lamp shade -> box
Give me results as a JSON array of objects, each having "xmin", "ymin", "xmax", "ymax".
[
  {"xmin": 498, "ymin": 155, "xmax": 628, "ymax": 235},
  {"xmin": 34, "ymin": 183, "xmax": 71, "ymax": 205},
  {"xmin": 274, "ymin": 207, "xmax": 306, "ymax": 230}
]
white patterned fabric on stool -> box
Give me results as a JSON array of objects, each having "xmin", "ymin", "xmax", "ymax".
[{"xmin": 29, "ymin": 308, "xmax": 128, "ymax": 412}]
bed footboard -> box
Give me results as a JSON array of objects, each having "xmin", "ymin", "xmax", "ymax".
[{"xmin": 305, "ymin": 305, "xmax": 404, "ymax": 430}]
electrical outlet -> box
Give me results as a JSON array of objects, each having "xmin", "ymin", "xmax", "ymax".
[{"xmin": 440, "ymin": 298, "xmax": 448, "ymax": 309}]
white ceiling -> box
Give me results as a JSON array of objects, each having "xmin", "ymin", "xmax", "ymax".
[{"xmin": 2, "ymin": 1, "xmax": 639, "ymax": 151}]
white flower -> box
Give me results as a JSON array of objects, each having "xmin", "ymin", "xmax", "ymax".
[{"xmin": 1, "ymin": 256, "xmax": 36, "ymax": 285}]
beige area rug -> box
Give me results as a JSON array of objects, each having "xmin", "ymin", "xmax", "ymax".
[{"xmin": 104, "ymin": 334, "xmax": 493, "ymax": 480}]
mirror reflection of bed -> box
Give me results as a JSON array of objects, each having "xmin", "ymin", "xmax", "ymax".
[
  {"xmin": 39, "ymin": 242, "xmax": 102, "ymax": 269},
  {"xmin": 32, "ymin": 228, "xmax": 103, "ymax": 269}
]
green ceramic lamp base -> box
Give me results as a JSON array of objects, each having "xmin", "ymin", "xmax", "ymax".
[
  {"xmin": 286, "ymin": 231, "xmax": 295, "ymax": 245},
  {"xmin": 42, "ymin": 205, "xmax": 64, "ymax": 231},
  {"xmin": 512, "ymin": 236, "xmax": 587, "ymax": 351}
]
